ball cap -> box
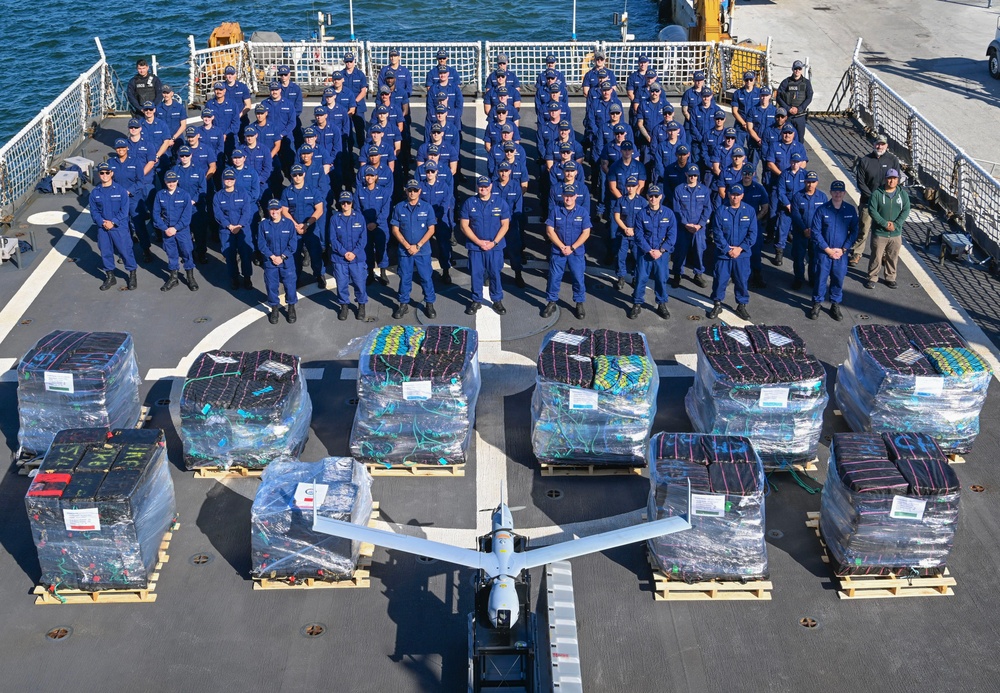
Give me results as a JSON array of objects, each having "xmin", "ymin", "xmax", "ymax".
[
  {"xmin": 732, "ymin": 147, "xmax": 746, "ymax": 157},
  {"xmin": 563, "ymin": 161, "xmax": 578, "ymax": 171},
  {"xmin": 546, "ymin": 54, "xmax": 557, "ymax": 63},
  {"xmin": 406, "ymin": 179, "xmax": 421, "ymax": 190},
  {"xmin": 96, "ymin": 162, "xmax": 111, "ymax": 172},
  {"xmin": 650, "ymin": 83, "xmax": 662, "ymax": 93},
  {"xmin": 677, "ymin": 145, "xmax": 690, "ymax": 155},
  {"xmin": 114, "ymin": 138, "xmax": 128, "ymax": 148},
  {"xmin": 625, "ymin": 176, "xmax": 639, "ymax": 186},
  {"xmin": 790, "ymin": 152, "xmax": 805, "ymax": 162},
  {"xmin": 384, "ymin": 69, "xmax": 396, "ymax": 79},
  {"xmin": 267, "ymin": 199, "xmax": 281, "ymax": 209},
  {"xmin": 128, "ymin": 118, "xmax": 142, "ymax": 128},
  {"xmin": 313, "ymin": 106, "xmax": 327, "ymax": 115},
  {"xmin": 661, "ymin": 103, "xmax": 675, "ymax": 114},
  {"xmin": 886, "ymin": 168, "xmax": 900, "ymax": 178},
  {"xmin": 876, "ymin": 134, "xmax": 888, "ymax": 144},
  {"xmin": 781, "ymin": 124, "xmax": 796, "ymax": 134},
  {"xmin": 344, "ymin": 52, "xmax": 355, "ymax": 61},
  {"xmin": 744, "ymin": 71, "xmax": 756, "ymax": 80},
  {"xmin": 212, "ymin": 82, "xmax": 224, "ymax": 91},
  {"xmin": 477, "ymin": 175, "xmax": 491, "ymax": 187},
  {"xmin": 667, "ymin": 122, "xmax": 680, "ymax": 131},
  {"xmin": 621, "ymin": 141, "xmax": 635, "ymax": 150},
  {"xmin": 436, "ymin": 49, "xmax": 448, "ymax": 59},
  {"xmin": 184, "ymin": 126, "xmax": 197, "ymax": 136},
  {"xmin": 339, "ymin": 191, "xmax": 354, "ymax": 202},
  {"xmin": 501, "ymin": 123, "xmax": 513, "ymax": 133},
  {"xmin": 613, "ymin": 124, "xmax": 626, "ymax": 134},
  {"xmin": 224, "ymin": 66, "xmax": 236, "ymax": 75},
  {"xmin": 610, "ymin": 103, "xmax": 623, "ymax": 113},
  {"xmin": 222, "ymin": 168, "xmax": 236, "ymax": 180},
  {"xmin": 163, "ymin": 171, "xmax": 179, "ymax": 182},
  {"xmin": 547, "ymin": 101, "xmax": 562, "ymax": 111},
  {"xmin": 367, "ymin": 145, "xmax": 381, "ymax": 156},
  {"xmin": 558, "ymin": 120, "xmax": 571, "ymax": 130},
  {"xmin": 728, "ymin": 183, "xmax": 745, "ymax": 195},
  {"xmin": 686, "ymin": 164, "xmax": 700, "ymax": 175},
  {"xmin": 370, "ymin": 124, "xmax": 384, "ymax": 133},
  {"xmin": 424, "ymin": 160, "xmax": 439, "ymax": 170},
  {"xmin": 178, "ymin": 146, "xmax": 191, "ymax": 155},
  {"xmin": 594, "ymin": 50, "xmax": 606, "ymax": 60},
  {"xmin": 775, "ymin": 107, "xmax": 788, "ymax": 116},
  {"xmin": 364, "ymin": 166, "xmax": 377, "ymax": 176},
  {"xmin": 141, "ymin": 100, "xmax": 156, "ymax": 109},
  {"xmin": 724, "ymin": 127, "xmax": 738, "ymax": 137},
  {"xmin": 299, "ymin": 144, "xmax": 314, "ymax": 154},
  {"xmin": 693, "ymin": 70, "xmax": 706, "ymax": 81},
  {"xmin": 804, "ymin": 171, "xmax": 819, "ymax": 182},
  {"xmin": 498, "ymin": 161, "xmax": 512, "ymax": 171},
  {"xmin": 231, "ymin": 148, "xmax": 246, "ymax": 158},
  {"xmin": 255, "ymin": 104, "xmax": 268, "ymax": 113},
  {"xmin": 559, "ymin": 142, "xmax": 573, "ymax": 152},
  {"xmin": 290, "ymin": 164, "xmax": 305, "ymax": 174},
  {"xmin": 277, "ymin": 65, "xmax": 290, "ymax": 75},
  {"xmin": 792, "ymin": 60, "xmax": 805, "ymax": 69},
  {"xmin": 243, "ymin": 126, "xmax": 258, "ymax": 136},
  {"xmin": 646, "ymin": 185, "xmax": 663, "ymax": 197},
  {"xmin": 562, "ymin": 184, "xmax": 577, "ymax": 196},
  {"xmin": 389, "ymin": 48, "xmax": 400, "ymax": 56},
  {"xmin": 638, "ymin": 55, "xmax": 650, "ymax": 63},
  {"xmin": 830, "ymin": 180, "xmax": 846, "ymax": 192},
  {"xmin": 269, "ymin": 81, "xmax": 281, "ymax": 90}
]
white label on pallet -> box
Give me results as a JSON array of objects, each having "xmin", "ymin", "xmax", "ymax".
[
  {"xmin": 550, "ymin": 332, "xmax": 588, "ymax": 346},
  {"xmin": 569, "ymin": 354, "xmax": 591, "ymax": 362},
  {"xmin": 725, "ymin": 329, "xmax": 751, "ymax": 347},
  {"xmin": 894, "ymin": 348, "xmax": 924, "ymax": 365},
  {"xmin": 402, "ymin": 380, "xmax": 432, "ymax": 401},
  {"xmin": 914, "ymin": 376, "xmax": 943, "ymax": 396},
  {"xmin": 690, "ymin": 493, "xmax": 727, "ymax": 517},
  {"xmin": 890, "ymin": 495, "xmax": 927, "ymax": 521},
  {"xmin": 63, "ymin": 508, "xmax": 101, "ymax": 532},
  {"xmin": 44, "ymin": 371, "xmax": 74, "ymax": 394},
  {"xmin": 767, "ymin": 330, "xmax": 793, "ymax": 347},
  {"xmin": 568, "ymin": 389, "xmax": 599, "ymax": 410},
  {"xmin": 207, "ymin": 354, "xmax": 240, "ymax": 364},
  {"xmin": 294, "ymin": 483, "xmax": 329, "ymax": 510},
  {"xmin": 759, "ymin": 387, "xmax": 790, "ymax": 408},
  {"xmin": 257, "ymin": 359, "xmax": 294, "ymax": 376}
]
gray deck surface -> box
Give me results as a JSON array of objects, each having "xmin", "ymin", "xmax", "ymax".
[{"xmin": 1, "ymin": 96, "xmax": 1000, "ymax": 693}]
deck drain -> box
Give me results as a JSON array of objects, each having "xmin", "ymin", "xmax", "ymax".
[
  {"xmin": 546, "ymin": 489, "xmax": 564, "ymax": 500},
  {"xmin": 20, "ymin": 319, "xmax": 31, "ymax": 325},
  {"xmin": 193, "ymin": 317, "xmax": 211, "ymax": 324},
  {"xmin": 971, "ymin": 485, "xmax": 985, "ymax": 493},
  {"xmin": 767, "ymin": 529, "xmax": 784, "ymax": 539},
  {"xmin": 156, "ymin": 398, "xmax": 170, "ymax": 406},
  {"xmin": 188, "ymin": 552, "xmax": 214, "ymax": 566},
  {"xmin": 300, "ymin": 623, "xmax": 327, "ymax": 638},
  {"xmin": 799, "ymin": 617, "xmax": 819, "ymax": 628},
  {"xmin": 687, "ymin": 315, "xmax": 703, "ymax": 321},
  {"xmin": 417, "ymin": 555, "xmax": 438, "ymax": 564},
  {"xmin": 46, "ymin": 626, "xmax": 72, "ymax": 641},
  {"xmin": 858, "ymin": 314, "xmax": 870, "ymax": 320},
  {"xmin": 910, "ymin": 283, "xmax": 920, "ymax": 288}
]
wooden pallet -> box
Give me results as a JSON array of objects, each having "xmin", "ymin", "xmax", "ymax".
[
  {"xmin": 648, "ymin": 554, "xmax": 772, "ymax": 601},
  {"xmin": 16, "ymin": 406, "xmax": 153, "ymax": 477},
  {"xmin": 947, "ymin": 454, "xmax": 965, "ymax": 464},
  {"xmin": 763, "ymin": 458, "xmax": 818, "ymax": 473},
  {"xmin": 32, "ymin": 525, "xmax": 177, "ymax": 605},
  {"xmin": 365, "ymin": 462, "xmax": 465, "ymax": 477},
  {"xmin": 252, "ymin": 505, "xmax": 380, "ymax": 590},
  {"xmin": 540, "ymin": 463, "xmax": 645, "ymax": 477},
  {"xmin": 192, "ymin": 465, "xmax": 265, "ymax": 479},
  {"xmin": 804, "ymin": 512, "xmax": 956, "ymax": 599}
]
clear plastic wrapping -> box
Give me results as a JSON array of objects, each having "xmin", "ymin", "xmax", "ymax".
[
  {"xmin": 818, "ymin": 432, "xmax": 960, "ymax": 576},
  {"xmin": 531, "ymin": 329, "xmax": 659, "ymax": 466},
  {"xmin": 251, "ymin": 457, "xmax": 373, "ymax": 580},
  {"xmin": 26, "ymin": 428, "xmax": 177, "ymax": 592},
  {"xmin": 180, "ymin": 350, "xmax": 313, "ymax": 470},
  {"xmin": 646, "ymin": 433, "xmax": 768, "ymax": 582},
  {"xmin": 17, "ymin": 331, "xmax": 142, "ymax": 456},
  {"xmin": 685, "ymin": 325, "xmax": 828, "ymax": 467},
  {"xmin": 835, "ymin": 323, "xmax": 991, "ymax": 454},
  {"xmin": 350, "ymin": 326, "xmax": 481, "ymax": 467}
]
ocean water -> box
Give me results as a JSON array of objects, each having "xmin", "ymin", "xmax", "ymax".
[{"xmin": 0, "ymin": 0, "xmax": 664, "ymax": 145}]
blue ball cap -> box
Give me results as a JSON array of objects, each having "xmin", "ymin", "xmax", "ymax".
[
  {"xmin": 724, "ymin": 127, "xmax": 738, "ymax": 137},
  {"xmin": 323, "ymin": 87, "xmax": 335, "ymax": 97},
  {"xmin": 496, "ymin": 103, "xmax": 508, "ymax": 112},
  {"xmin": 344, "ymin": 52, "xmax": 355, "ymax": 62},
  {"xmin": 547, "ymin": 101, "xmax": 562, "ymax": 111},
  {"xmin": 424, "ymin": 160, "xmax": 438, "ymax": 170},
  {"xmin": 733, "ymin": 147, "xmax": 746, "ymax": 157},
  {"xmin": 546, "ymin": 54, "xmax": 557, "ymax": 63},
  {"xmin": 178, "ymin": 146, "xmax": 191, "ymax": 156},
  {"xmin": 558, "ymin": 142, "xmax": 573, "ymax": 152},
  {"xmin": 647, "ymin": 185, "xmax": 663, "ymax": 197},
  {"xmin": 384, "ymin": 69, "xmax": 396, "ymax": 78},
  {"xmin": 686, "ymin": 164, "xmax": 700, "ymax": 175},
  {"xmin": 114, "ymin": 138, "xmax": 128, "ymax": 148},
  {"xmin": 184, "ymin": 125, "xmax": 197, "ymax": 136},
  {"xmin": 212, "ymin": 82, "xmax": 225, "ymax": 90},
  {"xmin": 715, "ymin": 111, "xmax": 727, "ymax": 120},
  {"xmin": 339, "ymin": 191, "xmax": 354, "ymax": 203},
  {"xmin": 364, "ymin": 166, "xmax": 377, "ymax": 176},
  {"xmin": 667, "ymin": 122, "xmax": 680, "ymax": 131},
  {"xmin": 367, "ymin": 145, "xmax": 381, "ymax": 156},
  {"xmin": 693, "ymin": 70, "xmax": 706, "ymax": 80},
  {"xmin": 406, "ymin": 178, "xmax": 421, "ymax": 190},
  {"xmin": 501, "ymin": 123, "xmax": 513, "ymax": 133},
  {"xmin": 302, "ymin": 127, "xmax": 316, "ymax": 137},
  {"xmin": 255, "ymin": 104, "xmax": 268, "ymax": 113},
  {"xmin": 243, "ymin": 126, "xmax": 258, "ymax": 136},
  {"xmin": 502, "ymin": 143, "xmax": 516, "ymax": 153},
  {"xmin": 562, "ymin": 184, "xmax": 577, "ymax": 196},
  {"xmin": 610, "ymin": 103, "xmax": 623, "ymax": 113},
  {"xmin": 141, "ymin": 100, "xmax": 155, "ymax": 109},
  {"xmin": 202, "ymin": 107, "xmax": 215, "ymax": 118},
  {"xmin": 563, "ymin": 161, "xmax": 578, "ymax": 171},
  {"xmin": 601, "ymin": 82, "xmax": 612, "ymax": 91},
  {"xmin": 370, "ymin": 124, "xmax": 384, "ymax": 133},
  {"xmin": 313, "ymin": 105, "xmax": 327, "ymax": 116},
  {"xmin": 742, "ymin": 167, "xmax": 756, "ymax": 178},
  {"xmin": 430, "ymin": 124, "xmax": 443, "ymax": 133},
  {"xmin": 625, "ymin": 176, "xmax": 639, "ymax": 187},
  {"xmin": 613, "ymin": 124, "xmax": 626, "ymax": 134},
  {"xmin": 224, "ymin": 66, "xmax": 236, "ymax": 75},
  {"xmin": 677, "ymin": 145, "xmax": 690, "ymax": 155},
  {"xmin": 661, "ymin": 102, "xmax": 675, "ymax": 114},
  {"xmin": 164, "ymin": 171, "xmax": 179, "ymax": 182},
  {"xmin": 376, "ymin": 105, "xmax": 389, "ymax": 114},
  {"xmin": 781, "ymin": 124, "xmax": 796, "ymax": 134},
  {"xmin": 830, "ymin": 180, "xmax": 846, "ymax": 192},
  {"xmin": 222, "ymin": 168, "xmax": 236, "ymax": 180},
  {"xmin": 790, "ymin": 152, "xmax": 805, "ymax": 162},
  {"xmin": 331, "ymin": 71, "xmax": 344, "ymax": 80},
  {"xmin": 389, "ymin": 48, "xmax": 400, "ymax": 57},
  {"xmin": 436, "ymin": 64, "xmax": 448, "ymax": 74},
  {"xmin": 744, "ymin": 70, "xmax": 756, "ymax": 81},
  {"xmin": 435, "ymin": 104, "xmax": 448, "ymax": 113},
  {"xmin": 476, "ymin": 175, "xmax": 490, "ymax": 187},
  {"xmin": 498, "ymin": 161, "xmax": 512, "ymax": 171},
  {"xmin": 299, "ymin": 144, "xmax": 314, "ymax": 154},
  {"xmin": 269, "ymin": 81, "xmax": 281, "ymax": 90},
  {"xmin": 804, "ymin": 170, "xmax": 819, "ymax": 182},
  {"xmin": 545, "ymin": 69, "xmax": 557, "ymax": 79},
  {"xmin": 277, "ymin": 65, "xmax": 290, "ymax": 76},
  {"xmin": 436, "ymin": 49, "xmax": 448, "ymax": 59},
  {"xmin": 728, "ymin": 183, "xmax": 745, "ymax": 195},
  {"xmin": 96, "ymin": 161, "xmax": 111, "ymax": 172},
  {"xmin": 290, "ymin": 164, "xmax": 305, "ymax": 174},
  {"xmin": 231, "ymin": 148, "xmax": 246, "ymax": 158},
  {"xmin": 638, "ymin": 55, "xmax": 650, "ymax": 63},
  {"xmin": 621, "ymin": 141, "xmax": 635, "ymax": 151},
  {"xmin": 547, "ymin": 84, "xmax": 561, "ymax": 94},
  {"xmin": 267, "ymin": 198, "xmax": 281, "ymax": 209},
  {"xmin": 702, "ymin": 89, "xmax": 714, "ymax": 98},
  {"xmin": 558, "ymin": 120, "xmax": 571, "ymax": 130},
  {"xmin": 128, "ymin": 118, "xmax": 141, "ymax": 128},
  {"xmin": 427, "ymin": 144, "xmax": 440, "ymax": 154},
  {"xmin": 497, "ymin": 86, "xmax": 508, "ymax": 95},
  {"xmin": 886, "ymin": 168, "xmax": 900, "ymax": 178}
]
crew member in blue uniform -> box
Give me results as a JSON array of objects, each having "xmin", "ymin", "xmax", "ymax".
[
  {"xmin": 708, "ymin": 184, "xmax": 757, "ymax": 320},
  {"xmin": 328, "ymin": 191, "xmax": 369, "ymax": 321},
  {"xmin": 277, "ymin": 65, "xmax": 304, "ymax": 146},
  {"xmin": 671, "ymin": 164, "xmax": 711, "ymax": 288},
  {"xmin": 213, "ymin": 168, "xmax": 255, "ymax": 290},
  {"xmin": 257, "ymin": 198, "xmax": 299, "ymax": 324},
  {"xmin": 810, "ymin": 180, "xmax": 859, "ymax": 321},
  {"xmin": 611, "ymin": 175, "xmax": 647, "ymax": 291},
  {"xmin": 222, "ymin": 66, "xmax": 253, "ymax": 130},
  {"xmin": 425, "ymin": 49, "xmax": 461, "ymax": 87},
  {"xmin": 264, "ymin": 81, "xmax": 297, "ymax": 177},
  {"xmin": 342, "ymin": 51, "xmax": 368, "ymax": 150},
  {"xmin": 681, "ymin": 70, "xmax": 708, "ymax": 122},
  {"xmin": 357, "ymin": 166, "xmax": 392, "ymax": 286},
  {"xmin": 156, "ymin": 85, "xmax": 187, "ymax": 159},
  {"xmin": 494, "ymin": 161, "xmax": 526, "ymax": 288},
  {"xmin": 107, "ymin": 138, "xmax": 152, "ymax": 264},
  {"xmin": 420, "ymin": 162, "xmax": 456, "ymax": 285},
  {"xmin": 153, "ymin": 170, "xmax": 198, "ymax": 292},
  {"xmin": 281, "ymin": 164, "xmax": 326, "ymax": 288},
  {"xmin": 90, "ymin": 162, "xmax": 138, "ymax": 291},
  {"xmin": 542, "ymin": 185, "xmax": 591, "ymax": 320},
  {"xmin": 731, "ymin": 71, "xmax": 761, "ymax": 135},
  {"xmin": 630, "ymin": 185, "xmax": 677, "ymax": 319},
  {"xmin": 773, "ymin": 151, "xmax": 808, "ymax": 266},
  {"xmin": 389, "ymin": 179, "xmax": 437, "ymax": 319},
  {"xmin": 460, "ymin": 176, "xmax": 511, "ymax": 316},
  {"xmin": 789, "ymin": 170, "xmax": 827, "ymax": 290},
  {"xmin": 739, "ymin": 168, "xmax": 771, "ymax": 289},
  {"xmin": 229, "ymin": 149, "xmax": 260, "ymax": 202}
]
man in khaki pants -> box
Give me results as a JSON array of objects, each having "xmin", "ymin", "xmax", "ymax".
[{"xmin": 864, "ymin": 169, "xmax": 910, "ymax": 290}]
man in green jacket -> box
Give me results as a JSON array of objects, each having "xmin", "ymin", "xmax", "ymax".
[{"xmin": 864, "ymin": 169, "xmax": 910, "ymax": 289}]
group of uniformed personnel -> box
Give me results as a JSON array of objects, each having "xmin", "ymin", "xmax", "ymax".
[{"xmin": 91, "ymin": 52, "xmax": 866, "ymax": 324}]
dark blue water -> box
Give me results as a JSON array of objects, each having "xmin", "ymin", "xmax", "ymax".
[{"xmin": 1, "ymin": 0, "xmax": 663, "ymax": 145}]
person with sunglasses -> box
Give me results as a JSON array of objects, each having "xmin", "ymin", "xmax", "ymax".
[
  {"xmin": 90, "ymin": 162, "xmax": 138, "ymax": 291},
  {"xmin": 777, "ymin": 60, "xmax": 813, "ymax": 142}
]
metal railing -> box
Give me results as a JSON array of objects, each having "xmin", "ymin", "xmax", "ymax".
[
  {"xmin": 484, "ymin": 41, "xmax": 600, "ymax": 93},
  {"xmin": 603, "ymin": 41, "xmax": 717, "ymax": 95},
  {"xmin": 845, "ymin": 38, "xmax": 1000, "ymax": 261},
  {"xmin": 365, "ymin": 42, "xmax": 482, "ymax": 96},
  {"xmin": 0, "ymin": 38, "xmax": 117, "ymax": 217}
]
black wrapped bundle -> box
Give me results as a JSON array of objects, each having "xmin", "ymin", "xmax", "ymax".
[
  {"xmin": 536, "ymin": 347, "xmax": 594, "ymax": 388},
  {"xmin": 592, "ymin": 329, "xmax": 647, "ymax": 357},
  {"xmin": 902, "ymin": 322, "xmax": 966, "ymax": 350},
  {"xmin": 745, "ymin": 325, "xmax": 807, "ymax": 355},
  {"xmin": 695, "ymin": 325, "xmax": 755, "ymax": 355},
  {"xmin": 420, "ymin": 325, "xmax": 470, "ymax": 354},
  {"xmin": 854, "ymin": 324, "xmax": 910, "ymax": 351}
]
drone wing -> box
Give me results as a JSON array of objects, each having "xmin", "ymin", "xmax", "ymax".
[
  {"xmin": 512, "ymin": 515, "xmax": 691, "ymax": 571},
  {"xmin": 312, "ymin": 512, "xmax": 496, "ymax": 573}
]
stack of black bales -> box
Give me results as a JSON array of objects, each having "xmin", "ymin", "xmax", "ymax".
[
  {"xmin": 835, "ymin": 322, "xmax": 991, "ymax": 453},
  {"xmin": 251, "ymin": 457, "xmax": 373, "ymax": 581},
  {"xmin": 180, "ymin": 350, "xmax": 312, "ymax": 471},
  {"xmin": 819, "ymin": 431, "xmax": 960, "ymax": 576},
  {"xmin": 647, "ymin": 433, "xmax": 768, "ymax": 582},
  {"xmin": 26, "ymin": 427, "xmax": 176, "ymax": 591},
  {"xmin": 17, "ymin": 331, "xmax": 142, "ymax": 456},
  {"xmin": 350, "ymin": 326, "xmax": 481, "ymax": 468},
  {"xmin": 685, "ymin": 325, "xmax": 828, "ymax": 468},
  {"xmin": 531, "ymin": 329, "xmax": 659, "ymax": 466}
]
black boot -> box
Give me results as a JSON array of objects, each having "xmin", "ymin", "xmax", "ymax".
[
  {"xmin": 708, "ymin": 301, "xmax": 722, "ymax": 319},
  {"xmin": 735, "ymin": 303, "xmax": 751, "ymax": 320},
  {"xmin": 243, "ymin": 275, "xmax": 253, "ymax": 289},
  {"xmin": 338, "ymin": 304, "xmax": 350, "ymax": 321},
  {"xmin": 771, "ymin": 249, "xmax": 783, "ymax": 267},
  {"xmin": 357, "ymin": 304, "xmax": 366, "ymax": 321},
  {"xmin": 657, "ymin": 303, "xmax": 671, "ymax": 319},
  {"xmin": 100, "ymin": 271, "xmax": 117, "ymax": 291},
  {"xmin": 615, "ymin": 276, "xmax": 626, "ymax": 291},
  {"xmin": 392, "ymin": 303, "xmax": 409, "ymax": 319},
  {"xmin": 141, "ymin": 248, "xmax": 153, "ymax": 263},
  {"xmin": 425, "ymin": 302, "xmax": 437, "ymax": 318},
  {"xmin": 464, "ymin": 302, "xmax": 481, "ymax": 315},
  {"xmin": 186, "ymin": 269, "xmax": 199, "ymax": 291},
  {"xmin": 127, "ymin": 270, "xmax": 137, "ymax": 291},
  {"xmin": 540, "ymin": 301, "xmax": 557, "ymax": 318},
  {"xmin": 575, "ymin": 302, "xmax": 586, "ymax": 320},
  {"xmin": 491, "ymin": 300, "xmax": 507, "ymax": 315},
  {"xmin": 440, "ymin": 269, "xmax": 453, "ymax": 285},
  {"xmin": 809, "ymin": 302, "xmax": 821, "ymax": 320},
  {"xmin": 160, "ymin": 271, "xmax": 178, "ymax": 292},
  {"xmin": 830, "ymin": 303, "xmax": 843, "ymax": 321},
  {"xmin": 377, "ymin": 268, "xmax": 389, "ymax": 286},
  {"xmin": 317, "ymin": 274, "xmax": 327, "ymax": 289},
  {"xmin": 268, "ymin": 306, "xmax": 280, "ymax": 324},
  {"xmin": 514, "ymin": 270, "xmax": 526, "ymax": 289},
  {"xmin": 628, "ymin": 304, "xmax": 641, "ymax": 320},
  {"xmin": 286, "ymin": 304, "xmax": 297, "ymax": 323}
]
